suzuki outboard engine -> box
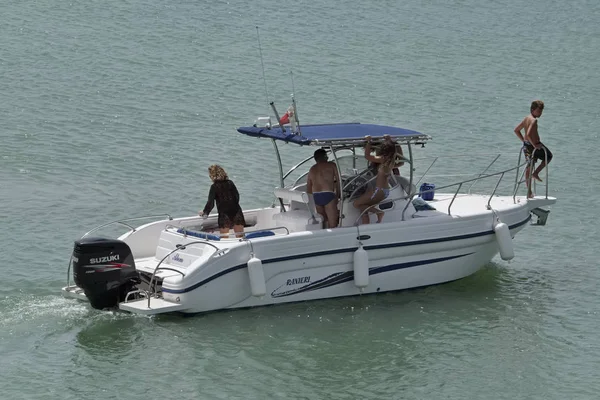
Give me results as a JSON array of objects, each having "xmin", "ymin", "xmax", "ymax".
[{"xmin": 72, "ymin": 237, "xmax": 140, "ymax": 310}]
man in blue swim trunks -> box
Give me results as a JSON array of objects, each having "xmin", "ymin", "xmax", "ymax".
[{"xmin": 307, "ymin": 148, "xmax": 341, "ymax": 228}]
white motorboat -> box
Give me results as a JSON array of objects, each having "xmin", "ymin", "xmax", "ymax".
[{"xmin": 62, "ymin": 112, "xmax": 556, "ymax": 315}]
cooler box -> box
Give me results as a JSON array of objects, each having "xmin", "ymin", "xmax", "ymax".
[{"xmin": 419, "ymin": 183, "xmax": 435, "ymax": 201}]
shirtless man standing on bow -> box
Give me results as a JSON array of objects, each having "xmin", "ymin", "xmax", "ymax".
[
  {"xmin": 306, "ymin": 148, "xmax": 341, "ymax": 228},
  {"xmin": 514, "ymin": 100, "xmax": 553, "ymax": 198}
]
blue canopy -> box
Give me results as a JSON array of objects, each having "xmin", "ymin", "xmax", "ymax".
[{"xmin": 237, "ymin": 123, "xmax": 430, "ymax": 146}]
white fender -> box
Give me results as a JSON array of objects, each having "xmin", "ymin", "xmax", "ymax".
[
  {"xmin": 353, "ymin": 245, "xmax": 369, "ymax": 289},
  {"xmin": 247, "ymin": 256, "xmax": 267, "ymax": 297},
  {"xmin": 494, "ymin": 221, "xmax": 514, "ymax": 261}
]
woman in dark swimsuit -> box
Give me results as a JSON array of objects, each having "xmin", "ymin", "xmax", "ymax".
[{"xmin": 200, "ymin": 165, "xmax": 245, "ymax": 238}]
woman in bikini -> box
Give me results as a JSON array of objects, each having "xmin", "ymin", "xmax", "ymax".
[
  {"xmin": 353, "ymin": 136, "xmax": 396, "ymax": 225},
  {"xmin": 200, "ymin": 165, "xmax": 246, "ymax": 238}
]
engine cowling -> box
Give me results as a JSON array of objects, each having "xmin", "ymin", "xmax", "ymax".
[{"xmin": 72, "ymin": 237, "xmax": 139, "ymax": 310}]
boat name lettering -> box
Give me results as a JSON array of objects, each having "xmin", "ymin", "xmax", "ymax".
[
  {"xmin": 286, "ymin": 276, "xmax": 310, "ymax": 286},
  {"xmin": 90, "ymin": 255, "xmax": 120, "ymax": 264},
  {"xmin": 172, "ymin": 253, "xmax": 184, "ymax": 263}
]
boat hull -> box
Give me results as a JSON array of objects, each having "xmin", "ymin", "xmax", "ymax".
[
  {"xmin": 154, "ymin": 212, "xmax": 529, "ymax": 314},
  {"xmin": 62, "ymin": 193, "xmax": 550, "ymax": 315}
]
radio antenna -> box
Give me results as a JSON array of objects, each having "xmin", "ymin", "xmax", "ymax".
[
  {"xmin": 290, "ymin": 70, "xmax": 296, "ymax": 96},
  {"xmin": 290, "ymin": 70, "xmax": 301, "ymax": 135},
  {"xmin": 256, "ymin": 26, "xmax": 270, "ymax": 111}
]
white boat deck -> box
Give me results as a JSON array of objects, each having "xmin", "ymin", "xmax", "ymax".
[
  {"xmin": 419, "ymin": 193, "xmax": 553, "ymax": 218},
  {"xmin": 423, "ymin": 193, "xmax": 515, "ymax": 216}
]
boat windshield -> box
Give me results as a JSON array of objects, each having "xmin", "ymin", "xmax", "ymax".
[{"xmin": 335, "ymin": 153, "xmax": 369, "ymax": 175}]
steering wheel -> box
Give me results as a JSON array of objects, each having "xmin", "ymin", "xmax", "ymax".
[{"xmin": 343, "ymin": 170, "xmax": 372, "ymax": 199}]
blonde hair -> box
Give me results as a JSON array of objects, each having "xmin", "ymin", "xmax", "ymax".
[{"xmin": 208, "ymin": 164, "xmax": 228, "ymax": 181}]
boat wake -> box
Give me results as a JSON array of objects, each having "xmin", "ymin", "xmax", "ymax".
[{"xmin": 0, "ymin": 294, "xmax": 139, "ymax": 330}]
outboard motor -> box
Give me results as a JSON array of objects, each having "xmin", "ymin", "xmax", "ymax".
[{"xmin": 72, "ymin": 237, "xmax": 140, "ymax": 310}]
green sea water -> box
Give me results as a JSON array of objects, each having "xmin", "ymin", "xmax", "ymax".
[{"xmin": 1, "ymin": 0, "xmax": 599, "ymax": 398}]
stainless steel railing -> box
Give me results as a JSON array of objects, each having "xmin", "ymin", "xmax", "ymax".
[
  {"xmin": 512, "ymin": 146, "xmax": 549, "ymax": 201},
  {"xmin": 145, "ymin": 241, "xmax": 220, "ymax": 308},
  {"xmin": 354, "ymin": 149, "xmax": 547, "ymax": 225},
  {"xmin": 81, "ymin": 214, "xmax": 173, "ymax": 238}
]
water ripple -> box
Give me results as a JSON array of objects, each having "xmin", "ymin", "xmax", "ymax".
[{"xmin": 2, "ymin": 0, "xmax": 600, "ymax": 398}]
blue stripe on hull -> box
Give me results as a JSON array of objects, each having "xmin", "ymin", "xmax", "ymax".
[
  {"xmin": 270, "ymin": 252, "xmax": 473, "ymax": 298},
  {"xmin": 162, "ymin": 215, "xmax": 530, "ymax": 294}
]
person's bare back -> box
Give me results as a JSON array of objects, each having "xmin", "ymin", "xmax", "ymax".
[
  {"xmin": 306, "ymin": 149, "xmax": 340, "ymax": 228},
  {"xmin": 308, "ymin": 162, "xmax": 338, "ymax": 193},
  {"xmin": 515, "ymin": 114, "xmax": 537, "ymax": 144}
]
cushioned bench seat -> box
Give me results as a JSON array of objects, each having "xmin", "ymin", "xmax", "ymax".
[{"xmin": 177, "ymin": 228, "xmax": 221, "ymax": 241}]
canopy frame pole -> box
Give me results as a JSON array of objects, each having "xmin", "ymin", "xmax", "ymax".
[
  {"xmin": 402, "ymin": 143, "xmax": 415, "ymax": 221},
  {"xmin": 330, "ymin": 147, "xmax": 344, "ymax": 227},
  {"xmin": 271, "ymin": 139, "xmax": 286, "ymax": 211}
]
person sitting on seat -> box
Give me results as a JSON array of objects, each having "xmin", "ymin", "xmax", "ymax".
[
  {"xmin": 199, "ymin": 165, "xmax": 245, "ymax": 238},
  {"xmin": 353, "ymin": 137, "xmax": 396, "ymax": 224},
  {"xmin": 388, "ymin": 139, "xmax": 415, "ymax": 196},
  {"xmin": 306, "ymin": 148, "xmax": 341, "ymax": 228}
]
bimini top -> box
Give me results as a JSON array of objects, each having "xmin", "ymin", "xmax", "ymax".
[{"xmin": 237, "ymin": 123, "xmax": 431, "ymax": 146}]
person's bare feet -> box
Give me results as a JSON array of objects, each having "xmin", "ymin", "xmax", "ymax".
[{"xmin": 532, "ymin": 173, "xmax": 543, "ymax": 182}]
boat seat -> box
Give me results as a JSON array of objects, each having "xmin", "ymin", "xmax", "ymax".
[
  {"xmin": 273, "ymin": 187, "xmax": 323, "ymax": 231},
  {"xmin": 393, "ymin": 175, "xmax": 417, "ymax": 196},
  {"xmin": 176, "ymin": 228, "xmax": 220, "ymax": 241},
  {"xmin": 273, "ymin": 187, "xmax": 320, "ymax": 216},
  {"xmin": 274, "ymin": 209, "xmax": 315, "ymax": 223},
  {"xmin": 245, "ymin": 230, "xmax": 276, "ymax": 239},
  {"xmin": 273, "ymin": 210, "xmax": 322, "ymax": 232},
  {"xmin": 274, "ymin": 187, "xmax": 309, "ymax": 206}
]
